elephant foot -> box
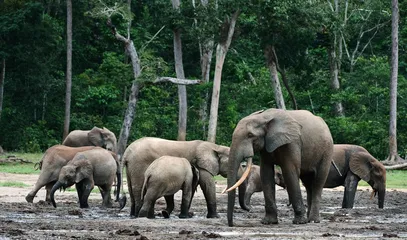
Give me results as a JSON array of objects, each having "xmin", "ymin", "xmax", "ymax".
[
  {"xmin": 179, "ymin": 212, "xmax": 193, "ymax": 219},
  {"xmin": 162, "ymin": 210, "xmax": 170, "ymax": 219},
  {"xmin": 308, "ymin": 215, "xmax": 320, "ymax": 223},
  {"xmin": 80, "ymin": 204, "xmax": 89, "ymax": 208},
  {"xmin": 292, "ymin": 215, "xmax": 308, "ymax": 224},
  {"xmin": 206, "ymin": 212, "xmax": 219, "ymax": 218},
  {"xmin": 25, "ymin": 195, "xmax": 34, "ymax": 203},
  {"xmin": 261, "ymin": 216, "xmax": 278, "ymax": 225}
]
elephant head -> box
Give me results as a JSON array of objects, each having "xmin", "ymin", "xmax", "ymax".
[
  {"xmin": 88, "ymin": 127, "xmax": 117, "ymax": 153},
  {"xmin": 226, "ymin": 109, "xmax": 302, "ymax": 226},
  {"xmin": 349, "ymin": 153, "xmax": 386, "ymax": 208},
  {"xmin": 50, "ymin": 156, "xmax": 93, "ymax": 208},
  {"xmin": 194, "ymin": 143, "xmax": 230, "ymax": 178}
]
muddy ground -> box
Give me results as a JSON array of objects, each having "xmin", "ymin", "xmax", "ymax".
[{"xmin": 0, "ymin": 172, "xmax": 406, "ymax": 239}]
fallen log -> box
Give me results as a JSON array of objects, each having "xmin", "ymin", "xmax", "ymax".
[{"xmin": 385, "ymin": 163, "xmax": 407, "ymax": 170}]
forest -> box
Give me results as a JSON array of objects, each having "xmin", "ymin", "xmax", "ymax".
[{"xmin": 0, "ymin": 0, "xmax": 406, "ymax": 160}]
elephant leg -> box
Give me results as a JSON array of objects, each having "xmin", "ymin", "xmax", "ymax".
[
  {"xmin": 77, "ymin": 180, "xmax": 93, "ymax": 208},
  {"xmin": 179, "ymin": 186, "xmax": 193, "ymax": 219},
  {"xmin": 198, "ymin": 170, "xmax": 219, "ymax": 218},
  {"xmin": 100, "ymin": 185, "xmax": 113, "ymax": 208},
  {"xmin": 280, "ymin": 159, "xmax": 307, "ymax": 224},
  {"xmin": 342, "ymin": 172, "xmax": 360, "ymax": 208},
  {"xmin": 139, "ymin": 191, "xmax": 157, "ymax": 219},
  {"xmin": 260, "ymin": 161, "xmax": 278, "ymax": 224},
  {"xmin": 162, "ymin": 195, "xmax": 175, "ymax": 218},
  {"xmin": 306, "ymin": 159, "xmax": 330, "ymax": 223},
  {"xmin": 244, "ymin": 185, "xmax": 255, "ymax": 210},
  {"xmin": 26, "ymin": 173, "xmax": 54, "ymax": 203},
  {"xmin": 127, "ymin": 167, "xmax": 145, "ymax": 218},
  {"xmin": 45, "ymin": 182, "xmax": 56, "ymax": 203}
]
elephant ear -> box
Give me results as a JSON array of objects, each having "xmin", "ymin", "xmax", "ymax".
[
  {"xmin": 195, "ymin": 143, "xmax": 221, "ymax": 176},
  {"xmin": 88, "ymin": 127, "xmax": 104, "ymax": 147},
  {"xmin": 74, "ymin": 156, "xmax": 93, "ymax": 183},
  {"xmin": 349, "ymin": 152, "xmax": 372, "ymax": 182},
  {"xmin": 264, "ymin": 111, "xmax": 302, "ymax": 153}
]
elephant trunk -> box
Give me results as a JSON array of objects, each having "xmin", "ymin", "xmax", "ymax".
[
  {"xmin": 378, "ymin": 188, "xmax": 385, "ymax": 209},
  {"xmin": 227, "ymin": 145, "xmax": 253, "ymax": 226},
  {"xmin": 50, "ymin": 181, "xmax": 64, "ymax": 208}
]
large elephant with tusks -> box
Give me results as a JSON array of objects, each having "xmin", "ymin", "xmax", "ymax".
[{"xmin": 225, "ymin": 109, "xmax": 333, "ymax": 226}]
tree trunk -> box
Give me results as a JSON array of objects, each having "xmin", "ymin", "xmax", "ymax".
[
  {"xmin": 63, "ymin": 0, "xmax": 72, "ymax": 141},
  {"xmin": 106, "ymin": 17, "xmax": 142, "ymax": 159},
  {"xmin": 327, "ymin": 0, "xmax": 345, "ymax": 117},
  {"xmin": 207, "ymin": 10, "xmax": 239, "ymax": 143},
  {"xmin": 0, "ymin": 59, "xmax": 5, "ymax": 120},
  {"xmin": 172, "ymin": 0, "xmax": 187, "ymax": 141},
  {"xmin": 194, "ymin": 0, "xmax": 214, "ymax": 139},
  {"xmin": 265, "ymin": 45, "xmax": 286, "ymax": 110},
  {"xmin": 388, "ymin": 0, "xmax": 400, "ymax": 162}
]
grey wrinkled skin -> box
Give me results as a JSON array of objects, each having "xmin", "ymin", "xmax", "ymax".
[
  {"xmin": 122, "ymin": 137, "xmax": 246, "ymax": 218},
  {"xmin": 227, "ymin": 109, "xmax": 333, "ymax": 226},
  {"xmin": 26, "ymin": 145, "xmax": 97, "ymax": 204},
  {"xmin": 50, "ymin": 148, "xmax": 120, "ymax": 209},
  {"xmin": 139, "ymin": 156, "xmax": 200, "ymax": 219},
  {"xmin": 63, "ymin": 127, "xmax": 117, "ymax": 153}
]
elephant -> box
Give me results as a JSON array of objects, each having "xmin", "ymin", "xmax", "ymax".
[
  {"xmin": 50, "ymin": 148, "xmax": 121, "ymax": 208},
  {"xmin": 242, "ymin": 164, "xmax": 285, "ymax": 209},
  {"xmin": 243, "ymin": 145, "xmax": 386, "ymax": 209},
  {"xmin": 325, "ymin": 144, "xmax": 386, "ymax": 208},
  {"xmin": 62, "ymin": 127, "xmax": 117, "ymax": 153},
  {"xmin": 122, "ymin": 137, "xmax": 243, "ymax": 218},
  {"xmin": 26, "ymin": 145, "xmax": 97, "ymax": 203},
  {"xmin": 225, "ymin": 108, "xmax": 333, "ymax": 226},
  {"xmin": 139, "ymin": 156, "xmax": 200, "ymax": 219}
]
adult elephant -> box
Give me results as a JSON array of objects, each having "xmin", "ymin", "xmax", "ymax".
[
  {"xmin": 244, "ymin": 144, "xmax": 387, "ymax": 209},
  {"xmin": 139, "ymin": 156, "xmax": 200, "ymax": 219},
  {"xmin": 225, "ymin": 109, "xmax": 333, "ymax": 226},
  {"xmin": 62, "ymin": 127, "xmax": 117, "ymax": 153},
  {"xmin": 26, "ymin": 145, "xmax": 96, "ymax": 203},
  {"xmin": 50, "ymin": 148, "xmax": 121, "ymax": 208},
  {"xmin": 122, "ymin": 137, "xmax": 242, "ymax": 218},
  {"xmin": 325, "ymin": 144, "xmax": 386, "ymax": 208}
]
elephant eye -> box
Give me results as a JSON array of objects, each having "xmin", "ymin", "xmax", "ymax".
[{"xmin": 248, "ymin": 132, "xmax": 254, "ymax": 138}]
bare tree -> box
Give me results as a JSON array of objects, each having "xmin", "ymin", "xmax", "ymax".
[
  {"xmin": 388, "ymin": 0, "xmax": 401, "ymax": 162},
  {"xmin": 0, "ymin": 59, "xmax": 5, "ymax": 119},
  {"xmin": 327, "ymin": 0, "xmax": 345, "ymax": 117},
  {"xmin": 171, "ymin": 0, "xmax": 187, "ymax": 141},
  {"xmin": 193, "ymin": 0, "xmax": 214, "ymax": 139},
  {"xmin": 63, "ymin": 0, "xmax": 72, "ymax": 140},
  {"xmin": 264, "ymin": 45, "xmax": 286, "ymax": 110},
  {"xmin": 207, "ymin": 10, "xmax": 240, "ymax": 143}
]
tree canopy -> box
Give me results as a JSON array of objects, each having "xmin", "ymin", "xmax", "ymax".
[{"xmin": 0, "ymin": 0, "xmax": 406, "ymax": 160}]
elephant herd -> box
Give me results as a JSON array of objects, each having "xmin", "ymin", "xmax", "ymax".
[{"xmin": 25, "ymin": 109, "xmax": 387, "ymax": 227}]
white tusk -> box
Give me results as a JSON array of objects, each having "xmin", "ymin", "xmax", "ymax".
[{"xmin": 222, "ymin": 158, "xmax": 253, "ymax": 194}]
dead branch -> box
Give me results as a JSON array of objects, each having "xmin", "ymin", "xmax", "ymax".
[
  {"xmin": 0, "ymin": 156, "xmax": 33, "ymax": 164},
  {"xmin": 153, "ymin": 77, "xmax": 201, "ymax": 85},
  {"xmin": 384, "ymin": 163, "xmax": 407, "ymax": 170}
]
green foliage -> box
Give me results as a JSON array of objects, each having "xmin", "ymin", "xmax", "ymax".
[{"xmin": 0, "ymin": 0, "xmax": 405, "ymax": 163}]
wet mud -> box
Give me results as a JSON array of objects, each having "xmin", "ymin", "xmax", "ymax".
[{"xmin": 1, "ymin": 173, "xmax": 407, "ymax": 239}]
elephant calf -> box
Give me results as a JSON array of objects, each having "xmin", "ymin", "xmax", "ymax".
[
  {"xmin": 244, "ymin": 144, "xmax": 386, "ymax": 209},
  {"xmin": 50, "ymin": 148, "xmax": 121, "ymax": 208},
  {"xmin": 26, "ymin": 145, "xmax": 96, "ymax": 203},
  {"xmin": 139, "ymin": 156, "xmax": 199, "ymax": 219}
]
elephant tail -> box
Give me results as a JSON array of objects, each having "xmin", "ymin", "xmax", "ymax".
[{"xmin": 141, "ymin": 175, "xmax": 150, "ymax": 202}]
